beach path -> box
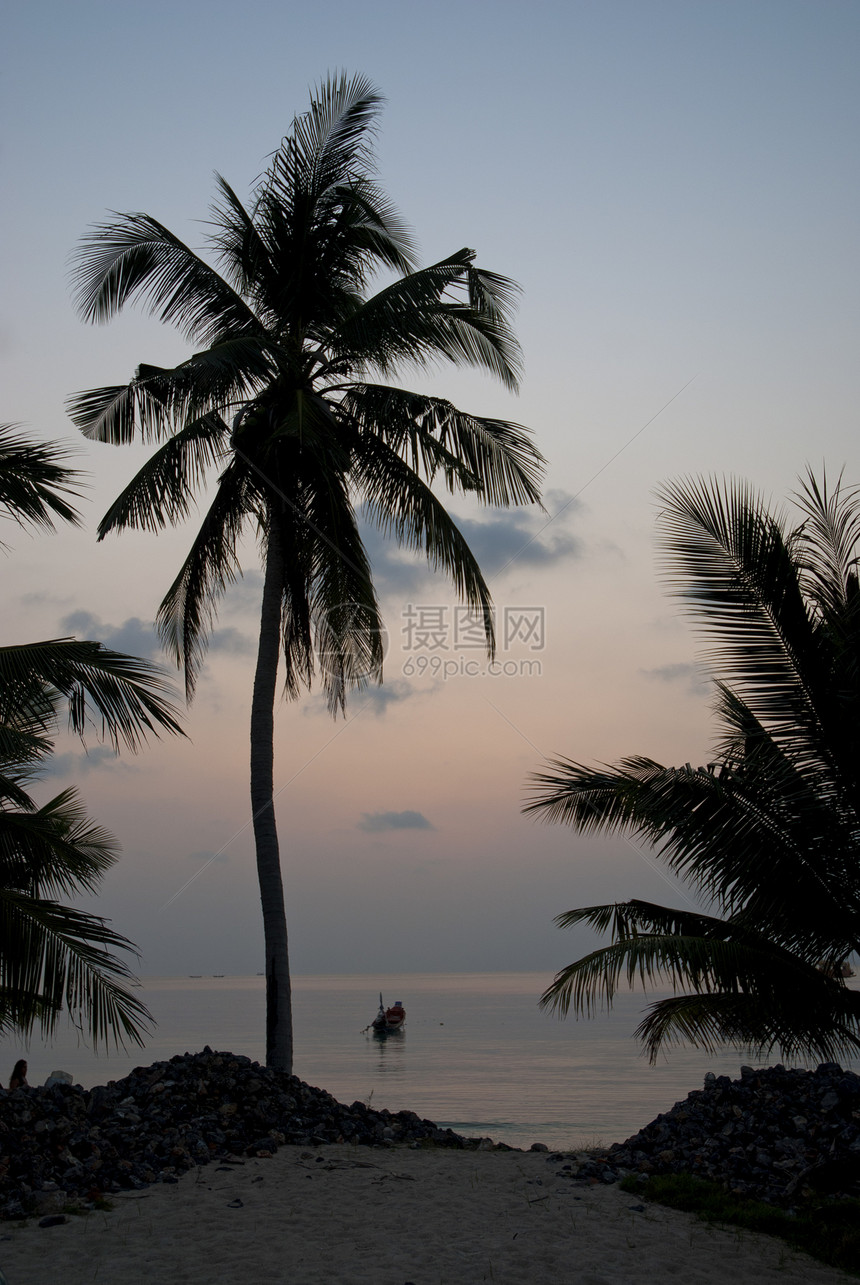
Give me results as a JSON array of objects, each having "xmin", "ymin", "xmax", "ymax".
[{"xmin": 1, "ymin": 1144, "xmax": 854, "ymax": 1284}]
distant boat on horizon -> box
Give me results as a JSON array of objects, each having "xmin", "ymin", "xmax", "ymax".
[{"xmin": 370, "ymin": 993, "xmax": 406, "ymax": 1035}]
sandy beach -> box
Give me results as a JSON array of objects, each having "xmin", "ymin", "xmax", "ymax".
[{"xmin": 1, "ymin": 1144, "xmax": 854, "ymax": 1285}]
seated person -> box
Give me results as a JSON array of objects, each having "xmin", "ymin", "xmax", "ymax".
[{"xmin": 9, "ymin": 1060, "xmax": 28, "ymax": 1091}]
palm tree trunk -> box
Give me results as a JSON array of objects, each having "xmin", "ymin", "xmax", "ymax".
[{"xmin": 250, "ymin": 516, "xmax": 293, "ymax": 1072}]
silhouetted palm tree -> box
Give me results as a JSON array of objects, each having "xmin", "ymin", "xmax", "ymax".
[
  {"xmin": 0, "ymin": 425, "xmax": 183, "ymax": 1046},
  {"xmin": 69, "ymin": 74, "xmax": 544, "ymax": 1070},
  {"xmin": 526, "ymin": 470, "xmax": 860, "ymax": 1063}
]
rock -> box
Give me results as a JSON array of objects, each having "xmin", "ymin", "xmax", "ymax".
[
  {"xmin": 6, "ymin": 1049, "xmax": 860, "ymax": 1218},
  {"xmin": 590, "ymin": 1062, "xmax": 860, "ymax": 1208},
  {"xmin": 0, "ymin": 1048, "xmax": 484, "ymax": 1219},
  {"xmin": 43, "ymin": 1072, "xmax": 73, "ymax": 1090},
  {"xmin": 32, "ymin": 1192, "xmax": 66, "ymax": 1216},
  {"xmin": 529, "ymin": 1142, "xmax": 549, "ymax": 1152}
]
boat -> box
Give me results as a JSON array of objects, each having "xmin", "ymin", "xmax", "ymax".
[{"xmin": 371, "ymin": 993, "xmax": 406, "ymax": 1033}]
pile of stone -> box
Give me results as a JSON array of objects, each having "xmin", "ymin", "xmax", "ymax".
[
  {"xmin": 7, "ymin": 1050, "xmax": 859, "ymax": 1221},
  {"xmin": 0, "ymin": 1047, "xmax": 482, "ymax": 1220},
  {"xmin": 564, "ymin": 1062, "xmax": 860, "ymax": 1207}
]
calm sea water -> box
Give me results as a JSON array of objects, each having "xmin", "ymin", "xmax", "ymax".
[{"xmin": 2, "ymin": 972, "xmax": 853, "ymax": 1151}]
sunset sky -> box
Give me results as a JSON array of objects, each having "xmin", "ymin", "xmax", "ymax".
[{"xmin": 3, "ymin": 0, "xmax": 858, "ymax": 984}]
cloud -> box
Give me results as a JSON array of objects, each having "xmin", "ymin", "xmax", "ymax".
[
  {"xmin": 60, "ymin": 610, "xmax": 164, "ymax": 660},
  {"xmin": 207, "ymin": 626, "xmax": 255, "ymax": 656},
  {"xmin": 454, "ymin": 490, "xmax": 583, "ymax": 576},
  {"xmin": 302, "ymin": 677, "xmax": 433, "ymax": 721},
  {"xmin": 358, "ymin": 810, "xmax": 434, "ymax": 833},
  {"xmin": 641, "ymin": 661, "xmax": 710, "ymax": 693},
  {"xmin": 358, "ymin": 490, "xmax": 583, "ymax": 597},
  {"xmin": 39, "ymin": 745, "xmax": 122, "ymax": 778},
  {"xmin": 60, "ymin": 610, "xmax": 253, "ymax": 661},
  {"xmin": 222, "ymin": 571, "xmax": 263, "ymax": 613},
  {"xmin": 354, "ymin": 679, "xmax": 421, "ymax": 716}
]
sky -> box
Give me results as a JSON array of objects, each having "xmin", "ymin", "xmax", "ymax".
[{"xmin": 2, "ymin": 1, "xmax": 859, "ymax": 984}]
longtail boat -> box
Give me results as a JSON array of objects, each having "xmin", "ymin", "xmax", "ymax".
[{"xmin": 371, "ymin": 993, "xmax": 406, "ymax": 1033}]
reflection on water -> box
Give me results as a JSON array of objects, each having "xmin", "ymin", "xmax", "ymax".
[{"xmin": 365, "ymin": 1028, "xmax": 406, "ymax": 1077}]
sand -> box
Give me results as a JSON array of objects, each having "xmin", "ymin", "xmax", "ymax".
[{"xmin": 1, "ymin": 1144, "xmax": 854, "ymax": 1285}]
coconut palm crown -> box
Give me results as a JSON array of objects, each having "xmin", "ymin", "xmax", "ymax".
[
  {"xmin": 525, "ymin": 469, "xmax": 860, "ymax": 1064},
  {"xmin": 0, "ymin": 425, "xmax": 184, "ymax": 1047},
  {"xmin": 68, "ymin": 74, "xmax": 545, "ymax": 1071}
]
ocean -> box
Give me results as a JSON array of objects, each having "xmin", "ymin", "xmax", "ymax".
[{"xmin": 1, "ymin": 971, "xmax": 849, "ymax": 1152}]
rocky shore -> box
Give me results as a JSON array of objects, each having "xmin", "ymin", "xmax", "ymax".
[
  {"xmin": 0, "ymin": 1047, "xmax": 483, "ymax": 1220},
  {"xmin": 572, "ymin": 1061, "xmax": 860, "ymax": 1208},
  {"xmin": 3, "ymin": 1050, "xmax": 860, "ymax": 1221}
]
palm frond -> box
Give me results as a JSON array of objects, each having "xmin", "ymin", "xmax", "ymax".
[
  {"xmin": 246, "ymin": 74, "xmax": 415, "ymax": 331},
  {"xmin": 0, "ymin": 762, "xmax": 41, "ymax": 811},
  {"xmin": 300, "ymin": 476, "xmax": 382, "ymax": 713},
  {"xmin": 635, "ymin": 989, "xmax": 860, "ymax": 1064},
  {"xmin": 793, "ymin": 466, "xmax": 860, "ymax": 620},
  {"xmin": 0, "ymin": 425, "xmax": 81, "ymax": 533},
  {"xmin": 341, "ymin": 384, "xmax": 544, "ymax": 508},
  {"xmin": 525, "ymin": 754, "xmax": 661, "ymax": 831},
  {"xmin": 237, "ymin": 400, "xmax": 384, "ymax": 713},
  {"xmin": 208, "ymin": 175, "xmax": 277, "ymax": 299},
  {"xmin": 0, "ymin": 886, "xmax": 151, "ymax": 1047},
  {"xmin": 528, "ymin": 467, "xmax": 860, "ymax": 1063},
  {"xmin": 0, "ymin": 786, "xmax": 116, "ymax": 898},
  {"xmin": 527, "ymin": 746, "xmax": 859, "ymax": 953},
  {"xmin": 352, "ymin": 431, "xmax": 495, "ymax": 651},
  {"xmin": 541, "ymin": 899, "xmax": 860, "ymax": 1062},
  {"xmin": 97, "ymin": 413, "xmax": 229, "ymax": 538},
  {"xmin": 655, "ymin": 476, "xmax": 841, "ymax": 759},
  {"xmin": 68, "ymin": 339, "xmax": 275, "ymax": 445},
  {"xmin": 71, "ymin": 212, "xmax": 261, "ymax": 343},
  {"xmin": 330, "ymin": 251, "xmax": 523, "ymax": 391},
  {"xmin": 0, "ymin": 640, "xmax": 184, "ymax": 751},
  {"xmin": 156, "ymin": 461, "xmax": 250, "ymax": 698},
  {"xmin": 269, "ymin": 73, "xmax": 380, "ymax": 203},
  {"xmin": 285, "ymin": 471, "xmax": 383, "ymax": 714}
]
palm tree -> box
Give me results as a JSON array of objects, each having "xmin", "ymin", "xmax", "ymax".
[
  {"xmin": 525, "ymin": 469, "xmax": 860, "ymax": 1064},
  {"xmin": 0, "ymin": 425, "xmax": 184, "ymax": 1046},
  {"xmin": 68, "ymin": 74, "xmax": 545, "ymax": 1071}
]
